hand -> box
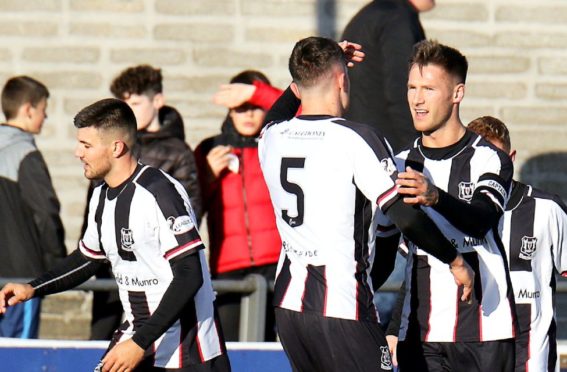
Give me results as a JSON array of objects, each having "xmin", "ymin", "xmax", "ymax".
[
  {"xmin": 101, "ymin": 338, "xmax": 145, "ymax": 372},
  {"xmin": 0, "ymin": 283, "xmax": 34, "ymax": 314},
  {"xmin": 338, "ymin": 40, "xmax": 365, "ymax": 67},
  {"xmin": 396, "ymin": 166, "xmax": 439, "ymax": 206},
  {"xmin": 450, "ymin": 254, "xmax": 475, "ymax": 303},
  {"xmin": 386, "ymin": 335, "xmax": 399, "ymax": 367},
  {"xmin": 206, "ymin": 145, "xmax": 233, "ymax": 179},
  {"xmin": 213, "ymin": 83, "xmax": 256, "ymax": 109}
]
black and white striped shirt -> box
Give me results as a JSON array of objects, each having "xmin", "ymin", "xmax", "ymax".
[
  {"xmin": 501, "ymin": 182, "xmax": 567, "ymax": 372},
  {"xmin": 259, "ymin": 115, "xmax": 399, "ymax": 322},
  {"xmin": 80, "ymin": 164, "xmax": 224, "ymax": 368},
  {"xmin": 396, "ymin": 130, "xmax": 516, "ymax": 342}
]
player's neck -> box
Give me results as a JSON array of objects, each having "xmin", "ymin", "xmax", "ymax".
[
  {"xmin": 298, "ymin": 93, "xmax": 344, "ymax": 117},
  {"xmin": 104, "ymin": 155, "xmax": 139, "ymax": 188},
  {"xmin": 422, "ymin": 118, "xmax": 466, "ymax": 148}
]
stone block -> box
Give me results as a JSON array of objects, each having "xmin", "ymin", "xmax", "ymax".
[
  {"xmin": 70, "ymin": 22, "xmax": 146, "ymax": 39},
  {"xmin": 70, "ymin": 0, "xmax": 144, "ymax": 12},
  {"xmin": 535, "ymin": 83, "xmax": 567, "ymax": 100},
  {"xmin": 22, "ymin": 47, "xmax": 100, "ymax": 64},
  {"xmin": 154, "ymin": 23, "xmax": 234, "ymax": 43},
  {"xmin": 495, "ymin": 32, "xmax": 567, "ymax": 48},
  {"xmin": 466, "ymin": 81, "xmax": 527, "ymax": 100},
  {"xmin": 538, "ymin": 57, "xmax": 567, "ymax": 75},
  {"xmin": 155, "ymin": 0, "xmax": 235, "ymax": 15},
  {"xmin": 426, "ymin": 29, "xmax": 492, "ymax": 48},
  {"xmin": 241, "ymin": 0, "xmax": 314, "ymax": 17},
  {"xmin": 0, "ymin": 22, "xmax": 58, "ymax": 37},
  {"xmin": 164, "ymin": 74, "xmax": 227, "ymax": 94},
  {"xmin": 500, "ymin": 106, "xmax": 567, "ymax": 126},
  {"xmin": 245, "ymin": 26, "xmax": 315, "ymax": 43},
  {"xmin": 193, "ymin": 47, "xmax": 272, "ymax": 68},
  {"xmin": 110, "ymin": 48, "xmax": 186, "ymax": 65},
  {"xmin": 496, "ymin": 5, "xmax": 567, "ymax": 24},
  {"xmin": 32, "ymin": 72, "xmax": 102, "ymax": 89},
  {"xmin": 0, "ymin": 0, "xmax": 60, "ymax": 11},
  {"xmin": 423, "ymin": 3, "xmax": 488, "ymax": 22},
  {"xmin": 468, "ymin": 55, "xmax": 530, "ymax": 74}
]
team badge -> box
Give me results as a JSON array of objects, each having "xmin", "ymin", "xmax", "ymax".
[
  {"xmin": 167, "ymin": 215, "xmax": 194, "ymax": 235},
  {"xmin": 458, "ymin": 181, "xmax": 475, "ymax": 202},
  {"xmin": 380, "ymin": 158, "xmax": 396, "ymax": 175},
  {"xmin": 120, "ymin": 228, "xmax": 135, "ymax": 251},
  {"xmin": 380, "ymin": 346, "xmax": 393, "ymax": 370},
  {"xmin": 519, "ymin": 236, "xmax": 537, "ymax": 260}
]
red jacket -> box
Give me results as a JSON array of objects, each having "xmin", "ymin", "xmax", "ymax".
[{"xmin": 195, "ymin": 81, "xmax": 283, "ymax": 275}]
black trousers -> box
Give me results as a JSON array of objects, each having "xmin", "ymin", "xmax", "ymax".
[
  {"xmin": 397, "ymin": 338, "xmax": 515, "ymax": 372},
  {"xmin": 275, "ymin": 307, "xmax": 393, "ymax": 372}
]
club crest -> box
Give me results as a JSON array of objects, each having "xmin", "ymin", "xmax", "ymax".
[
  {"xmin": 458, "ymin": 181, "xmax": 475, "ymax": 202},
  {"xmin": 380, "ymin": 346, "xmax": 393, "ymax": 370},
  {"xmin": 380, "ymin": 158, "xmax": 396, "ymax": 176},
  {"xmin": 120, "ymin": 227, "xmax": 134, "ymax": 252},
  {"xmin": 519, "ymin": 236, "xmax": 537, "ymax": 260}
]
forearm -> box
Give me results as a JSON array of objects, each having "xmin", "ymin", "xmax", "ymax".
[
  {"xmin": 371, "ymin": 234, "xmax": 400, "ymax": 289},
  {"xmin": 433, "ymin": 189, "xmax": 501, "ymax": 238},
  {"xmin": 249, "ymin": 81, "xmax": 283, "ymax": 110},
  {"xmin": 264, "ymin": 85, "xmax": 300, "ymax": 125},
  {"xmin": 29, "ymin": 249, "xmax": 102, "ymax": 297},
  {"xmin": 386, "ymin": 198, "xmax": 458, "ymax": 264},
  {"xmin": 386, "ymin": 281, "xmax": 405, "ymax": 337},
  {"xmin": 132, "ymin": 253, "xmax": 203, "ymax": 350}
]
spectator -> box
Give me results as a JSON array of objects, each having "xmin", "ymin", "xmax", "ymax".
[
  {"xmin": 342, "ymin": 0, "xmax": 435, "ymax": 152},
  {"xmin": 88, "ymin": 64, "xmax": 202, "ymax": 340},
  {"xmin": 0, "ymin": 98, "xmax": 230, "ymax": 371},
  {"xmin": 195, "ymin": 70, "xmax": 283, "ymax": 341},
  {"xmin": 0, "ymin": 76, "xmax": 66, "ymax": 338}
]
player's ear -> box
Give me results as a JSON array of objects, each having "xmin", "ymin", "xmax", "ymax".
[
  {"xmin": 509, "ymin": 149, "xmax": 516, "ymax": 162},
  {"xmin": 290, "ymin": 82, "xmax": 301, "ymax": 100},
  {"xmin": 112, "ymin": 140, "xmax": 128, "ymax": 158},
  {"xmin": 453, "ymin": 83, "xmax": 465, "ymax": 103}
]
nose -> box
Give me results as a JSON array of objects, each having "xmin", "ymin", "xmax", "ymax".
[
  {"xmin": 74, "ymin": 144, "xmax": 83, "ymax": 159},
  {"xmin": 411, "ymin": 88, "xmax": 425, "ymax": 106}
]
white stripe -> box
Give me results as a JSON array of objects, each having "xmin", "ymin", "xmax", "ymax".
[{"xmin": 165, "ymin": 241, "xmax": 202, "ymax": 261}]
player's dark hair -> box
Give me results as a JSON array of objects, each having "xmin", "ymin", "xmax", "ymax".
[
  {"xmin": 230, "ymin": 70, "xmax": 271, "ymax": 86},
  {"xmin": 410, "ymin": 40, "xmax": 468, "ymax": 84},
  {"xmin": 110, "ymin": 64, "xmax": 163, "ymax": 99},
  {"xmin": 1, "ymin": 76, "xmax": 49, "ymax": 120},
  {"xmin": 289, "ymin": 36, "xmax": 345, "ymax": 88},
  {"xmin": 74, "ymin": 98, "xmax": 137, "ymax": 148},
  {"xmin": 468, "ymin": 116, "xmax": 511, "ymax": 152}
]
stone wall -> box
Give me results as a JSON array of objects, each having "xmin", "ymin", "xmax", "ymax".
[{"xmin": 0, "ymin": 0, "xmax": 565, "ymax": 339}]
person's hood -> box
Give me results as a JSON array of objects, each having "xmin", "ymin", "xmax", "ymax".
[
  {"xmin": 0, "ymin": 124, "xmax": 34, "ymax": 150},
  {"xmin": 137, "ymin": 105, "xmax": 186, "ymax": 143}
]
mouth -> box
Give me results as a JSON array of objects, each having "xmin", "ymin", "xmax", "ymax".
[{"xmin": 414, "ymin": 109, "xmax": 428, "ymax": 119}]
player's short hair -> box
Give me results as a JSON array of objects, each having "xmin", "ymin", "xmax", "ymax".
[
  {"xmin": 289, "ymin": 36, "xmax": 345, "ymax": 88},
  {"xmin": 410, "ymin": 40, "xmax": 468, "ymax": 84},
  {"xmin": 74, "ymin": 98, "xmax": 137, "ymax": 148},
  {"xmin": 230, "ymin": 70, "xmax": 271, "ymax": 86},
  {"xmin": 110, "ymin": 64, "xmax": 163, "ymax": 99},
  {"xmin": 468, "ymin": 116, "xmax": 511, "ymax": 152},
  {"xmin": 1, "ymin": 76, "xmax": 49, "ymax": 120}
]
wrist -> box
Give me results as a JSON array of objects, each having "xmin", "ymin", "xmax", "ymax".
[{"xmin": 450, "ymin": 254, "xmax": 465, "ymax": 270}]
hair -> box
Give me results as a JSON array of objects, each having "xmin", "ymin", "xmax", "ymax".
[
  {"xmin": 230, "ymin": 70, "xmax": 271, "ymax": 86},
  {"xmin": 467, "ymin": 116, "xmax": 511, "ymax": 152},
  {"xmin": 410, "ymin": 40, "xmax": 468, "ymax": 84},
  {"xmin": 74, "ymin": 98, "xmax": 137, "ymax": 148},
  {"xmin": 110, "ymin": 64, "xmax": 163, "ymax": 99},
  {"xmin": 289, "ymin": 36, "xmax": 345, "ymax": 88},
  {"xmin": 1, "ymin": 76, "xmax": 49, "ymax": 120}
]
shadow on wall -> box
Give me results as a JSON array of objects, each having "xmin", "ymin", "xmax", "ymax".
[
  {"xmin": 519, "ymin": 152, "xmax": 567, "ymax": 201},
  {"xmin": 519, "ymin": 152, "xmax": 567, "ymax": 340}
]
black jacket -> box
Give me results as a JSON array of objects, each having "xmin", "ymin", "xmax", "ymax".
[
  {"xmin": 342, "ymin": 0, "xmax": 425, "ymax": 152},
  {"xmin": 0, "ymin": 124, "xmax": 66, "ymax": 277},
  {"xmin": 133, "ymin": 106, "xmax": 202, "ymax": 220}
]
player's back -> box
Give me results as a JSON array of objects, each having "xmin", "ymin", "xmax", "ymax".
[{"xmin": 259, "ymin": 115, "xmax": 398, "ymax": 321}]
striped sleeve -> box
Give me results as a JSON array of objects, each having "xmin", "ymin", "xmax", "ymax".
[
  {"xmin": 550, "ymin": 201, "xmax": 567, "ymax": 276},
  {"xmin": 79, "ymin": 186, "xmax": 106, "ymax": 261},
  {"xmin": 136, "ymin": 168, "xmax": 204, "ymax": 261},
  {"xmin": 474, "ymin": 150, "xmax": 513, "ymax": 211}
]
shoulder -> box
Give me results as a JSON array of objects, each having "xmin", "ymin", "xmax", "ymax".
[
  {"xmin": 528, "ymin": 185, "xmax": 567, "ymax": 214},
  {"xmin": 135, "ymin": 166, "xmax": 179, "ymax": 196},
  {"xmin": 331, "ymin": 118, "xmax": 394, "ymax": 156}
]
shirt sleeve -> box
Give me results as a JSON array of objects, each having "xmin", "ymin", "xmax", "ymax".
[
  {"xmin": 154, "ymin": 179, "xmax": 205, "ymax": 261},
  {"xmin": 78, "ymin": 186, "xmax": 106, "ymax": 261},
  {"xmin": 473, "ymin": 150, "xmax": 514, "ymax": 211},
  {"xmin": 550, "ymin": 201, "xmax": 567, "ymax": 277}
]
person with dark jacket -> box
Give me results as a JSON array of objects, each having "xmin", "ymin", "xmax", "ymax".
[
  {"xmin": 0, "ymin": 76, "xmax": 66, "ymax": 338},
  {"xmin": 341, "ymin": 0, "xmax": 435, "ymax": 152},
  {"xmin": 87, "ymin": 64, "xmax": 202, "ymax": 340},
  {"xmin": 195, "ymin": 70, "xmax": 283, "ymax": 341}
]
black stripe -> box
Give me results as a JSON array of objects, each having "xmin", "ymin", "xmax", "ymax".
[
  {"xmin": 114, "ymin": 182, "xmax": 137, "ymax": 261},
  {"xmin": 509, "ymin": 197, "xmax": 536, "ymax": 272},
  {"xmin": 136, "ymin": 167, "xmax": 200, "ymax": 246},
  {"xmin": 404, "ymin": 146, "xmax": 425, "ymax": 173},
  {"xmin": 410, "ymin": 254, "xmax": 431, "ymax": 340},
  {"xmin": 273, "ymin": 255, "xmax": 292, "ymax": 307},
  {"xmin": 514, "ymin": 303, "xmax": 531, "ymax": 372},
  {"xmin": 353, "ymin": 185, "xmax": 376, "ymax": 322},
  {"xmin": 128, "ymin": 291, "xmax": 151, "ymax": 330},
  {"xmin": 455, "ymin": 252, "xmax": 482, "ymax": 341},
  {"xmin": 548, "ymin": 317, "xmax": 557, "ymax": 372},
  {"xmin": 94, "ymin": 185, "xmax": 107, "ymax": 255},
  {"xmin": 179, "ymin": 299, "xmax": 201, "ymax": 365},
  {"xmin": 302, "ymin": 265, "xmax": 326, "ymax": 314},
  {"xmin": 448, "ymin": 147, "xmax": 474, "ymax": 203}
]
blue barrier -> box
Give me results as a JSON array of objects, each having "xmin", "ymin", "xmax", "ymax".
[{"xmin": 0, "ymin": 339, "xmax": 291, "ymax": 372}]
